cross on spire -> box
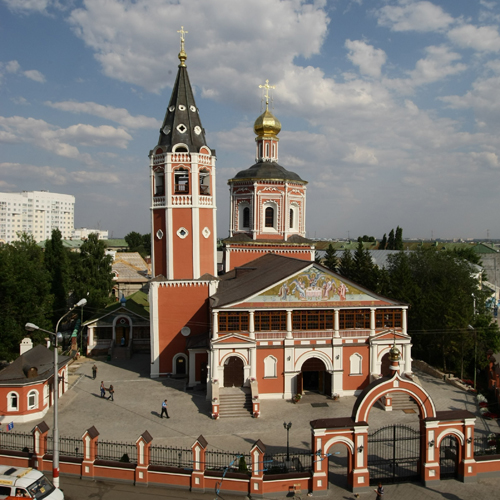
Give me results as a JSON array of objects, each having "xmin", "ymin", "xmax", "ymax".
[
  {"xmin": 177, "ymin": 26, "xmax": 188, "ymax": 67},
  {"xmin": 259, "ymin": 79, "xmax": 275, "ymax": 108}
]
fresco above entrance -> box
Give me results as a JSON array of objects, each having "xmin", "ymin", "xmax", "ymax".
[{"xmin": 252, "ymin": 266, "xmax": 381, "ymax": 305}]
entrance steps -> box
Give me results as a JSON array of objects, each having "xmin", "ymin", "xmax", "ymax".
[
  {"xmin": 390, "ymin": 391, "xmax": 420, "ymax": 411},
  {"xmin": 219, "ymin": 388, "xmax": 253, "ymax": 418}
]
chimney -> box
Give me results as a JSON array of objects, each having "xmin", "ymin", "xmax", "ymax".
[{"xmin": 20, "ymin": 337, "xmax": 33, "ymax": 355}]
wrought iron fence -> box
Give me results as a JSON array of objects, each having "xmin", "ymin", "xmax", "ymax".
[
  {"xmin": 0, "ymin": 430, "xmax": 33, "ymax": 453},
  {"xmin": 204, "ymin": 449, "xmax": 251, "ymax": 472},
  {"xmin": 96, "ymin": 440, "xmax": 137, "ymax": 463},
  {"xmin": 263, "ymin": 451, "xmax": 312, "ymax": 475},
  {"xmin": 474, "ymin": 434, "xmax": 500, "ymax": 456},
  {"xmin": 46, "ymin": 435, "xmax": 84, "ymax": 458},
  {"xmin": 149, "ymin": 444, "xmax": 192, "ymax": 468}
]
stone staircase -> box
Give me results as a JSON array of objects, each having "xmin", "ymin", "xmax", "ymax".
[
  {"xmin": 219, "ymin": 388, "xmax": 253, "ymax": 418},
  {"xmin": 390, "ymin": 391, "xmax": 420, "ymax": 411}
]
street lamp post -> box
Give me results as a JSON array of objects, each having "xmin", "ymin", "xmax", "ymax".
[
  {"xmin": 25, "ymin": 298, "xmax": 87, "ymax": 489},
  {"xmin": 283, "ymin": 421, "xmax": 292, "ymax": 462}
]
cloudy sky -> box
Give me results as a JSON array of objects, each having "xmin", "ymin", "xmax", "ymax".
[{"xmin": 1, "ymin": 0, "xmax": 500, "ymax": 241}]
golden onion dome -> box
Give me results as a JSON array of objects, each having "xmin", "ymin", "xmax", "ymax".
[
  {"xmin": 389, "ymin": 344, "xmax": 401, "ymax": 362},
  {"xmin": 254, "ymin": 107, "xmax": 281, "ymax": 138}
]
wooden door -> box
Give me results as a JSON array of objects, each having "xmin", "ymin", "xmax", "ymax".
[{"xmin": 223, "ymin": 357, "xmax": 244, "ymax": 387}]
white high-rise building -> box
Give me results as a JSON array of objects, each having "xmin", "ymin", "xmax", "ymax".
[{"xmin": 0, "ymin": 190, "xmax": 75, "ymax": 244}]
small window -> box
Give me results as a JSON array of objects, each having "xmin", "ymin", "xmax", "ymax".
[
  {"xmin": 242, "ymin": 207, "xmax": 250, "ymax": 229},
  {"xmin": 199, "ymin": 169, "xmax": 210, "ymax": 195},
  {"xmin": 265, "ymin": 207, "xmax": 274, "ymax": 228},
  {"xmin": 289, "ymin": 208, "xmax": 294, "ymax": 229},
  {"xmin": 350, "ymin": 354, "xmax": 363, "ymax": 375},
  {"xmin": 264, "ymin": 356, "xmax": 277, "ymax": 378},
  {"xmin": 27, "ymin": 390, "xmax": 38, "ymax": 410},
  {"xmin": 155, "ymin": 172, "xmax": 164, "ymax": 196},
  {"xmin": 7, "ymin": 392, "xmax": 19, "ymax": 411},
  {"xmin": 174, "ymin": 168, "xmax": 189, "ymax": 194}
]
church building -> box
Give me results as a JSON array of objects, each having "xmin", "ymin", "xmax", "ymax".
[{"xmin": 148, "ymin": 33, "xmax": 412, "ymax": 413}]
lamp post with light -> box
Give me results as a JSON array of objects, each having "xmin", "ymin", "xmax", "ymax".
[
  {"xmin": 283, "ymin": 421, "xmax": 292, "ymax": 462},
  {"xmin": 25, "ymin": 298, "xmax": 87, "ymax": 488}
]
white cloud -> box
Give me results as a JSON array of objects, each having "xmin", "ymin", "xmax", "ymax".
[
  {"xmin": 448, "ymin": 24, "xmax": 500, "ymax": 52},
  {"xmin": 409, "ymin": 45, "xmax": 466, "ymax": 85},
  {"xmin": 345, "ymin": 39, "xmax": 387, "ymax": 78},
  {"xmin": 45, "ymin": 101, "xmax": 159, "ymax": 129},
  {"xmin": 375, "ymin": 1, "xmax": 454, "ymax": 33},
  {"xmin": 5, "ymin": 60, "xmax": 21, "ymax": 73},
  {"xmin": 2, "ymin": 0, "xmax": 66, "ymax": 14},
  {"xmin": 68, "ymin": 0, "xmax": 329, "ymax": 94},
  {"xmin": 343, "ymin": 144, "xmax": 379, "ymax": 165},
  {"xmin": 0, "ymin": 116, "xmax": 132, "ymax": 162},
  {"xmin": 23, "ymin": 69, "xmax": 46, "ymax": 83},
  {"xmin": 0, "ymin": 162, "xmax": 121, "ymax": 185}
]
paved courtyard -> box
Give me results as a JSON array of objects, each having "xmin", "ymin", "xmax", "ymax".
[{"xmin": 9, "ymin": 353, "xmax": 500, "ymax": 498}]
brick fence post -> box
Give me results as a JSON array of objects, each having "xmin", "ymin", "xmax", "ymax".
[
  {"xmin": 32, "ymin": 421, "xmax": 50, "ymax": 471},
  {"xmin": 81, "ymin": 426, "xmax": 99, "ymax": 481},
  {"xmin": 191, "ymin": 435, "xmax": 208, "ymax": 493},
  {"xmin": 250, "ymin": 440, "xmax": 266, "ymax": 498},
  {"xmin": 135, "ymin": 431, "xmax": 153, "ymax": 486}
]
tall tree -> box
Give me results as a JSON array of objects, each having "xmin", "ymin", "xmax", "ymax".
[
  {"xmin": 387, "ymin": 229, "xmax": 395, "ymax": 250},
  {"xmin": 0, "ymin": 234, "xmax": 53, "ymax": 360},
  {"xmin": 352, "ymin": 240, "xmax": 379, "ymax": 291},
  {"xmin": 323, "ymin": 244, "xmax": 338, "ymax": 272},
  {"xmin": 44, "ymin": 228, "xmax": 70, "ymax": 327},
  {"xmin": 338, "ymin": 249, "xmax": 355, "ymax": 278},
  {"xmin": 71, "ymin": 233, "xmax": 114, "ymax": 319},
  {"xmin": 379, "ymin": 233, "xmax": 387, "ymax": 250},
  {"xmin": 395, "ymin": 226, "xmax": 403, "ymax": 250}
]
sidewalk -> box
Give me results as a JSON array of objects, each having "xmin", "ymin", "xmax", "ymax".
[{"xmin": 9, "ymin": 353, "xmax": 500, "ymax": 496}]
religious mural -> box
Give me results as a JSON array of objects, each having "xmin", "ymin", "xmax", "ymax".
[{"xmin": 255, "ymin": 266, "xmax": 374, "ymax": 303}]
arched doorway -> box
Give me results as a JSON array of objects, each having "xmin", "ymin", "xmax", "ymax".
[
  {"xmin": 327, "ymin": 443, "xmax": 352, "ymax": 490},
  {"xmin": 439, "ymin": 435, "xmax": 459, "ymax": 479},
  {"xmin": 224, "ymin": 356, "xmax": 244, "ymax": 387},
  {"xmin": 380, "ymin": 352, "xmax": 391, "ymax": 376},
  {"xmin": 175, "ymin": 355, "xmax": 187, "ymax": 376},
  {"xmin": 300, "ymin": 357, "xmax": 330, "ymax": 395}
]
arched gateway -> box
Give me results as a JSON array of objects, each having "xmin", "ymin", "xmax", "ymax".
[{"xmin": 310, "ymin": 346, "xmax": 477, "ymax": 494}]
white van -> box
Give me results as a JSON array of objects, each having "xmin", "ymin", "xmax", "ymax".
[{"xmin": 0, "ymin": 466, "xmax": 63, "ymax": 500}]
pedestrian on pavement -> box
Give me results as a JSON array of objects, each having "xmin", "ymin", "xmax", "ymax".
[
  {"xmin": 100, "ymin": 381, "xmax": 106, "ymax": 398},
  {"xmin": 374, "ymin": 482, "xmax": 384, "ymax": 499},
  {"xmin": 92, "ymin": 364, "xmax": 98, "ymax": 379},
  {"xmin": 161, "ymin": 399, "xmax": 170, "ymax": 418},
  {"xmin": 108, "ymin": 384, "xmax": 115, "ymax": 401}
]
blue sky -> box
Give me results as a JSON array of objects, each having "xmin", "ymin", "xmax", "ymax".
[{"xmin": 2, "ymin": 0, "xmax": 500, "ymax": 240}]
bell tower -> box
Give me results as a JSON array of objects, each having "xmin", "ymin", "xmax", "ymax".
[{"xmin": 149, "ymin": 28, "xmax": 217, "ymax": 279}]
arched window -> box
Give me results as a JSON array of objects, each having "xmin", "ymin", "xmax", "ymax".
[
  {"xmin": 289, "ymin": 208, "xmax": 294, "ymax": 229},
  {"xmin": 154, "ymin": 172, "xmax": 164, "ymax": 196},
  {"xmin": 243, "ymin": 207, "xmax": 250, "ymax": 228},
  {"xmin": 199, "ymin": 168, "xmax": 210, "ymax": 195},
  {"xmin": 272, "ymin": 144, "xmax": 276, "ymax": 158},
  {"xmin": 264, "ymin": 356, "xmax": 277, "ymax": 378},
  {"xmin": 174, "ymin": 168, "xmax": 189, "ymax": 194},
  {"xmin": 349, "ymin": 353, "xmax": 363, "ymax": 375},
  {"xmin": 7, "ymin": 392, "xmax": 19, "ymax": 411},
  {"xmin": 265, "ymin": 143, "xmax": 270, "ymax": 157},
  {"xmin": 27, "ymin": 390, "xmax": 38, "ymax": 410},
  {"xmin": 265, "ymin": 207, "xmax": 274, "ymax": 228}
]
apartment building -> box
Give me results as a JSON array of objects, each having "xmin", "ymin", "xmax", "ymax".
[{"xmin": 0, "ymin": 190, "xmax": 75, "ymax": 244}]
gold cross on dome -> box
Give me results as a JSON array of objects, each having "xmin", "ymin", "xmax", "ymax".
[
  {"xmin": 259, "ymin": 79, "xmax": 275, "ymax": 107},
  {"xmin": 177, "ymin": 26, "xmax": 188, "ymax": 42}
]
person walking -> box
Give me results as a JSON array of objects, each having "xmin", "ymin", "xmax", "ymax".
[
  {"xmin": 100, "ymin": 381, "xmax": 106, "ymax": 398},
  {"xmin": 374, "ymin": 482, "xmax": 384, "ymax": 500},
  {"xmin": 108, "ymin": 384, "xmax": 115, "ymax": 401},
  {"xmin": 92, "ymin": 364, "xmax": 98, "ymax": 380},
  {"xmin": 161, "ymin": 399, "xmax": 170, "ymax": 418}
]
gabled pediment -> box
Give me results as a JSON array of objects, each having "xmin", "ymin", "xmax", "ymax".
[
  {"xmin": 371, "ymin": 330, "xmax": 410, "ymax": 342},
  {"xmin": 212, "ymin": 333, "xmax": 256, "ymax": 345},
  {"xmin": 223, "ymin": 264, "xmax": 400, "ymax": 309}
]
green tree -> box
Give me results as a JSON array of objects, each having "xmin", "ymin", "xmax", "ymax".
[
  {"xmin": 0, "ymin": 234, "xmax": 53, "ymax": 360},
  {"xmin": 379, "ymin": 234, "xmax": 387, "ymax": 250},
  {"xmin": 71, "ymin": 233, "xmax": 114, "ymax": 319},
  {"xmin": 314, "ymin": 251, "xmax": 322, "ymax": 264},
  {"xmin": 338, "ymin": 249, "xmax": 355, "ymax": 278},
  {"xmin": 323, "ymin": 244, "xmax": 338, "ymax": 272},
  {"xmin": 395, "ymin": 226, "xmax": 403, "ymax": 250},
  {"xmin": 352, "ymin": 240, "xmax": 379, "ymax": 291},
  {"xmin": 387, "ymin": 229, "xmax": 395, "ymax": 250},
  {"xmin": 124, "ymin": 231, "xmax": 150, "ymax": 258},
  {"xmin": 44, "ymin": 228, "xmax": 70, "ymax": 327}
]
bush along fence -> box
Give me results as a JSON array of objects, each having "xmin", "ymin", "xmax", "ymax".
[{"xmin": 0, "ymin": 422, "xmax": 313, "ymax": 497}]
